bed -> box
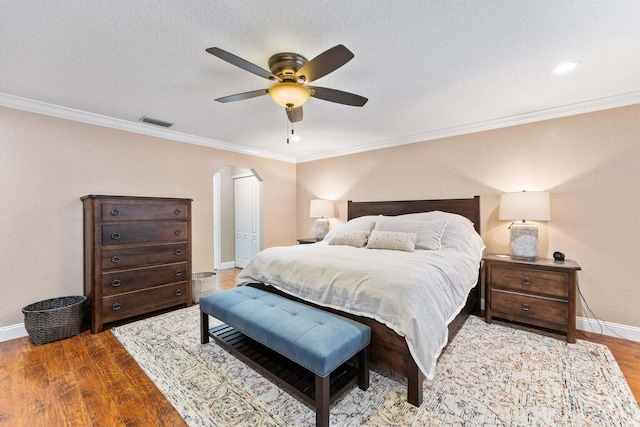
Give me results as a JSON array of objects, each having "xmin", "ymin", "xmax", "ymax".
[{"xmin": 236, "ymin": 196, "xmax": 483, "ymax": 406}]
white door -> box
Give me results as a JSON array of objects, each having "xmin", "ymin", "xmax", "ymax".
[{"xmin": 234, "ymin": 175, "xmax": 261, "ymax": 268}]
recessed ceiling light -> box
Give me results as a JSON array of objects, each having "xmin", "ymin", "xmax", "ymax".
[{"xmin": 549, "ymin": 61, "xmax": 581, "ymax": 75}]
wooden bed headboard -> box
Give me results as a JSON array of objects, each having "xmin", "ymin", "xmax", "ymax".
[{"xmin": 347, "ymin": 196, "xmax": 481, "ymax": 234}]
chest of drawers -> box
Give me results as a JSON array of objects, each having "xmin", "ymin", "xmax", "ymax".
[
  {"xmin": 483, "ymin": 254, "xmax": 581, "ymax": 343},
  {"xmin": 82, "ymin": 195, "xmax": 193, "ymax": 333}
]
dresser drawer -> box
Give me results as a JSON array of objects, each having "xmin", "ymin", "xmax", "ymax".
[
  {"xmin": 101, "ymin": 282, "xmax": 188, "ymax": 323},
  {"xmin": 101, "ymin": 262, "xmax": 187, "ymax": 295},
  {"xmin": 101, "ymin": 202, "xmax": 188, "ymax": 222},
  {"xmin": 101, "ymin": 243, "xmax": 188, "ymax": 270},
  {"xmin": 491, "ymin": 289, "xmax": 568, "ymax": 329},
  {"xmin": 102, "ymin": 221, "xmax": 188, "ymax": 245},
  {"xmin": 490, "ymin": 265, "xmax": 569, "ymax": 299}
]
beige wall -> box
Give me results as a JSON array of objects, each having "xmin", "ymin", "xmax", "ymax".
[
  {"xmin": 0, "ymin": 106, "xmax": 297, "ymax": 327},
  {"xmin": 297, "ymin": 104, "xmax": 640, "ymax": 328}
]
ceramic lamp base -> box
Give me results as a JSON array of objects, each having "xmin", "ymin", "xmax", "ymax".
[
  {"xmin": 510, "ymin": 223, "xmax": 539, "ymax": 260},
  {"xmin": 315, "ymin": 218, "xmax": 330, "ymax": 240}
]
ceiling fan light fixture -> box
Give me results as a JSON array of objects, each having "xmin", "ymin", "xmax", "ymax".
[{"xmin": 268, "ymin": 82, "xmax": 311, "ymax": 108}]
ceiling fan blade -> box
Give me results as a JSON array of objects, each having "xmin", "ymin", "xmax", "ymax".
[
  {"xmin": 206, "ymin": 47, "xmax": 280, "ymax": 81},
  {"xmin": 215, "ymin": 89, "xmax": 268, "ymax": 103},
  {"xmin": 309, "ymin": 86, "xmax": 368, "ymax": 107},
  {"xmin": 286, "ymin": 106, "xmax": 303, "ymax": 123},
  {"xmin": 295, "ymin": 45, "xmax": 354, "ymax": 83}
]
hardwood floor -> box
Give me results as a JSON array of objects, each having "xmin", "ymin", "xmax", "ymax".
[{"xmin": 1, "ymin": 268, "xmax": 638, "ymax": 426}]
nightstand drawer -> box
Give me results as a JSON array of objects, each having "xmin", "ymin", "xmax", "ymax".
[
  {"xmin": 490, "ymin": 266, "xmax": 569, "ymax": 299},
  {"xmin": 491, "ymin": 289, "xmax": 568, "ymax": 328}
]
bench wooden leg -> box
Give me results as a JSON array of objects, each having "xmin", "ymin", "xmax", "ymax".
[
  {"xmin": 358, "ymin": 347, "xmax": 369, "ymax": 391},
  {"xmin": 200, "ymin": 311, "xmax": 210, "ymax": 344},
  {"xmin": 315, "ymin": 374, "xmax": 330, "ymax": 427}
]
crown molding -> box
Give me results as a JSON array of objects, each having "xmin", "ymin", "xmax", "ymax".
[
  {"xmin": 0, "ymin": 93, "xmax": 296, "ymax": 163},
  {"xmin": 296, "ymin": 90, "xmax": 640, "ymax": 163},
  {"xmin": 3, "ymin": 91, "xmax": 639, "ymax": 165}
]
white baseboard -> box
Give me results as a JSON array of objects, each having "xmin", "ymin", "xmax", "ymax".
[
  {"xmin": 0, "ymin": 323, "xmax": 27, "ymax": 342},
  {"xmin": 3, "ymin": 312, "xmax": 638, "ymax": 344},
  {"xmin": 576, "ymin": 316, "xmax": 640, "ymax": 342},
  {"xmin": 217, "ymin": 261, "xmax": 236, "ymax": 270}
]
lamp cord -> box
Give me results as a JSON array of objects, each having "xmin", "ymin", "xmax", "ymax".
[{"xmin": 576, "ymin": 283, "xmax": 631, "ymax": 342}]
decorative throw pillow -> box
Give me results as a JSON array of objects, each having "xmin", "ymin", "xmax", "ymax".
[
  {"xmin": 366, "ymin": 230, "xmax": 417, "ymax": 252},
  {"xmin": 374, "ymin": 217, "xmax": 448, "ymax": 250},
  {"xmin": 327, "ymin": 230, "xmax": 370, "ymax": 247}
]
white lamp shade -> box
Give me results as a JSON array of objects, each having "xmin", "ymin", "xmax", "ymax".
[
  {"xmin": 499, "ymin": 191, "xmax": 550, "ymax": 221},
  {"xmin": 309, "ymin": 199, "xmax": 334, "ymax": 218}
]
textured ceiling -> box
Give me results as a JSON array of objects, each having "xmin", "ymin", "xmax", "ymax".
[{"xmin": 2, "ymin": 1, "xmax": 640, "ymax": 162}]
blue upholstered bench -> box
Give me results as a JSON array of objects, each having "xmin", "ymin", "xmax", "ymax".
[{"xmin": 200, "ymin": 286, "xmax": 371, "ymax": 427}]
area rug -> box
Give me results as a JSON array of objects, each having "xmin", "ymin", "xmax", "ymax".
[{"xmin": 112, "ymin": 306, "xmax": 640, "ymax": 426}]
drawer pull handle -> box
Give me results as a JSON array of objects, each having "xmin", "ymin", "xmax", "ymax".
[
  {"xmin": 110, "ymin": 208, "xmax": 120, "ymax": 216},
  {"xmin": 522, "ymin": 276, "xmax": 531, "ymax": 286},
  {"xmin": 111, "ymin": 233, "xmax": 121, "ymax": 240},
  {"xmin": 174, "ymin": 209, "xmax": 181, "ymax": 215},
  {"xmin": 521, "ymin": 303, "xmax": 530, "ymax": 312},
  {"xmin": 174, "ymin": 229, "xmax": 182, "ymax": 236},
  {"xmin": 111, "ymin": 256, "xmax": 121, "ymax": 263},
  {"xmin": 112, "ymin": 303, "xmax": 121, "ymax": 311},
  {"xmin": 175, "ymin": 269, "xmax": 183, "ymax": 276},
  {"xmin": 174, "ymin": 249, "xmax": 184, "ymax": 256},
  {"xmin": 111, "ymin": 279, "xmax": 121, "ymax": 287},
  {"xmin": 175, "ymin": 289, "xmax": 183, "ymax": 296}
]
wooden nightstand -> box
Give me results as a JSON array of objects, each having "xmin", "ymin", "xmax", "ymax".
[
  {"xmin": 297, "ymin": 238, "xmax": 319, "ymax": 244},
  {"xmin": 484, "ymin": 254, "xmax": 581, "ymax": 343}
]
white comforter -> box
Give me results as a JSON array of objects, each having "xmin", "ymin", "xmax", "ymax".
[{"xmin": 236, "ymin": 241, "xmax": 481, "ymax": 379}]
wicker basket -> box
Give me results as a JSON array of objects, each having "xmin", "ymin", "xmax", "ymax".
[
  {"xmin": 192, "ymin": 272, "xmax": 217, "ymax": 303},
  {"xmin": 22, "ymin": 296, "xmax": 86, "ymax": 345}
]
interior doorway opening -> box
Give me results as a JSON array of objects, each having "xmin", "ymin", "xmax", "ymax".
[{"xmin": 213, "ymin": 166, "xmax": 263, "ymax": 270}]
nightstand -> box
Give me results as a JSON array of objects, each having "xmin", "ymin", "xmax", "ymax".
[
  {"xmin": 297, "ymin": 238, "xmax": 319, "ymax": 244},
  {"xmin": 484, "ymin": 254, "xmax": 581, "ymax": 343}
]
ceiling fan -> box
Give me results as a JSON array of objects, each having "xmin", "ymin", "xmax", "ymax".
[{"xmin": 206, "ymin": 44, "xmax": 368, "ymax": 123}]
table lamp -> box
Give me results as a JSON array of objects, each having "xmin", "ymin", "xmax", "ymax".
[
  {"xmin": 310, "ymin": 199, "xmax": 334, "ymax": 240},
  {"xmin": 499, "ymin": 191, "xmax": 550, "ymax": 260}
]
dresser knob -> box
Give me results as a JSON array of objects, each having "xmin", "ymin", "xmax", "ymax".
[
  {"xmin": 175, "ymin": 289, "xmax": 183, "ymax": 296},
  {"xmin": 174, "ymin": 209, "xmax": 181, "ymax": 215},
  {"xmin": 111, "ymin": 233, "xmax": 121, "ymax": 240},
  {"xmin": 522, "ymin": 276, "xmax": 531, "ymax": 286},
  {"xmin": 521, "ymin": 303, "xmax": 530, "ymax": 312},
  {"xmin": 175, "ymin": 269, "xmax": 183, "ymax": 276},
  {"xmin": 110, "ymin": 208, "xmax": 120, "ymax": 216},
  {"xmin": 111, "ymin": 256, "xmax": 121, "ymax": 263},
  {"xmin": 174, "ymin": 229, "xmax": 182, "ymax": 236},
  {"xmin": 112, "ymin": 303, "xmax": 121, "ymax": 311},
  {"xmin": 111, "ymin": 279, "xmax": 121, "ymax": 287},
  {"xmin": 174, "ymin": 249, "xmax": 184, "ymax": 256}
]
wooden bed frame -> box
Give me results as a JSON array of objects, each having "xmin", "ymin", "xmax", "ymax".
[{"xmin": 252, "ymin": 196, "xmax": 481, "ymax": 407}]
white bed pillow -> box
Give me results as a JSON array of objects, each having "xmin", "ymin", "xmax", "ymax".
[
  {"xmin": 366, "ymin": 230, "xmax": 417, "ymax": 252},
  {"xmin": 327, "ymin": 229, "xmax": 370, "ymax": 248},
  {"xmin": 399, "ymin": 210, "xmax": 485, "ymax": 257},
  {"xmin": 323, "ymin": 215, "xmax": 377, "ymax": 241},
  {"xmin": 374, "ymin": 217, "xmax": 448, "ymax": 250}
]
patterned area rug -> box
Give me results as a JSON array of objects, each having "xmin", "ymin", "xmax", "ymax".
[{"xmin": 112, "ymin": 306, "xmax": 640, "ymax": 426}]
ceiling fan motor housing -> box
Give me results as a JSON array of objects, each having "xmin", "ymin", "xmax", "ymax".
[{"xmin": 268, "ymin": 52, "xmax": 308, "ymax": 82}]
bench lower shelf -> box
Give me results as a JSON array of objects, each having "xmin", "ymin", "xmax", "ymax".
[{"xmin": 208, "ymin": 323, "xmax": 363, "ymax": 407}]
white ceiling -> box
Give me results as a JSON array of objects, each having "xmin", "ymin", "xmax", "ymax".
[{"xmin": 2, "ymin": 1, "xmax": 640, "ymax": 163}]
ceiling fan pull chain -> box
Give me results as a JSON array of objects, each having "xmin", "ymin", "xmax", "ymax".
[{"xmin": 286, "ymin": 112, "xmax": 290, "ymax": 144}]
